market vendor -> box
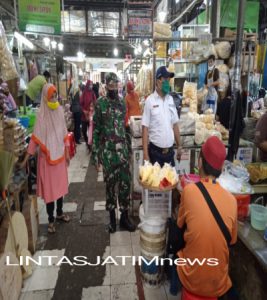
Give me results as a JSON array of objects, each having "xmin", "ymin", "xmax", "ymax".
[
  {"xmin": 255, "ymin": 111, "xmax": 267, "ymax": 162},
  {"xmin": 25, "ymin": 71, "xmax": 51, "ymax": 105},
  {"xmin": 142, "ymin": 66, "xmax": 182, "ymax": 166},
  {"xmin": 177, "ymin": 136, "xmax": 238, "ymax": 299},
  {"xmin": 216, "ymin": 84, "xmax": 232, "ymax": 129},
  {"xmin": 20, "ymin": 83, "xmax": 70, "ymax": 234},
  {"xmin": 203, "ymin": 55, "xmax": 220, "ymax": 113}
]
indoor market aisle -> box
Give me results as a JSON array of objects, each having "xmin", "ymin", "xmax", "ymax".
[{"xmin": 19, "ymin": 143, "xmax": 180, "ymax": 300}]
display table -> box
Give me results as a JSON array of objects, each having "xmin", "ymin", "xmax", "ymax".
[{"xmin": 230, "ymin": 220, "xmax": 267, "ymax": 300}]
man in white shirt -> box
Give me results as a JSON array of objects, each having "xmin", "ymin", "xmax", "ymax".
[{"xmin": 142, "ymin": 66, "xmax": 182, "ymax": 166}]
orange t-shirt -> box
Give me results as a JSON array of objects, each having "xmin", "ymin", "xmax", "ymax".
[
  {"xmin": 125, "ymin": 91, "xmax": 141, "ymax": 117},
  {"xmin": 177, "ymin": 179, "xmax": 237, "ymax": 297}
]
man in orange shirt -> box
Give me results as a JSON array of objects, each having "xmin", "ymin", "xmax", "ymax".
[{"xmin": 177, "ymin": 136, "xmax": 238, "ymax": 299}]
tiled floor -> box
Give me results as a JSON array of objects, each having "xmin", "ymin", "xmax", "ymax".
[{"xmin": 19, "ymin": 142, "xmax": 182, "ymax": 300}]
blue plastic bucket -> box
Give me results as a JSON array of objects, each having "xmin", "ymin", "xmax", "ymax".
[{"xmin": 19, "ymin": 116, "xmax": 30, "ymax": 128}]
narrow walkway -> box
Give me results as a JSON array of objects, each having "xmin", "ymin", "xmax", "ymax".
[{"xmin": 19, "ymin": 143, "xmax": 180, "ymax": 300}]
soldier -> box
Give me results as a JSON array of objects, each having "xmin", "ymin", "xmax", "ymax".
[{"xmin": 91, "ymin": 72, "xmax": 136, "ymax": 233}]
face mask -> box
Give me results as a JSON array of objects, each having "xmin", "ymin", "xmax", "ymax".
[
  {"xmin": 208, "ymin": 64, "xmax": 215, "ymax": 71},
  {"xmin": 161, "ymin": 80, "xmax": 170, "ymax": 95},
  {"xmin": 107, "ymin": 90, "xmax": 118, "ymax": 100},
  {"xmin": 47, "ymin": 101, "xmax": 60, "ymax": 110}
]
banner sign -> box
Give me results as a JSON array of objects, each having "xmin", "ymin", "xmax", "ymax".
[
  {"xmin": 18, "ymin": 0, "xmax": 61, "ymax": 34},
  {"xmin": 127, "ymin": 9, "xmax": 152, "ymax": 38}
]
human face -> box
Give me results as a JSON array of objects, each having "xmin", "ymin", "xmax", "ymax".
[
  {"xmin": 157, "ymin": 77, "xmax": 170, "ymax": 95},
  {"xmin": 107, "ymin": 81, "xmax": 118, "ymax": 91},
  {"xmin": 49, "ymin": 92, "xmax": 58, "ymax": 102},
  {"xmin": 208, "ymin": 59, "xmax": 215, "ymax": 68}
]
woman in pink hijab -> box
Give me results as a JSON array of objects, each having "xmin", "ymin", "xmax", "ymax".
[{"xmin": 20, "ymin": 83, "xmax": 70, "ymax": 233}]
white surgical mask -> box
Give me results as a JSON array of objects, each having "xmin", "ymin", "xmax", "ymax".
[{"xmin": 208, "ymin": 64, "xmax": 215, "ymax": 71}]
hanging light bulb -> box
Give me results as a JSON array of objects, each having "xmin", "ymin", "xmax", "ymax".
[
  {"xmin": 113, "ymin": 48, "xmax": 118, "ymax": 56},
  {"xmin": 134, "ymin": 48, "xmax": 138, "ymax": 55},
  {"xmin": 51, "ymin": 40, "xmax": 57, "ymax": 49},
  {"xmin": 58, "ymin": 42, "xmax": 64, "ymax": 51},
  {"xmin": 43, "ymin": 37, "xmax": 50, "ymax": 47},
  {"xmin": 137, "ymin": 45, "xmax": 142, "ymax": 54}
]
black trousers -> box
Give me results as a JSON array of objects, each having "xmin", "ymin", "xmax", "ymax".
[
  {"xmin": 82, "ymin": 121, "xmax": 89, "ymax": 144},
  {"xmin": 148, "ymin": 143, "xmax": 175, "ymax": 167},
  {"xmin": 46, "ymin": 197, "xmax": 63, "ymax": 223},
  {"xmin": 73, "ymin": 112, "xmax": 81, "ymax": 143}
]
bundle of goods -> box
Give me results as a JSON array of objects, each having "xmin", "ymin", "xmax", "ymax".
[
  {"xmin": 197, "ymin": 87, "xmax": 208, "ymax": 110},
  {"xmin": 194, "ymin": 109, "xmax": 229, "ymax": 145},
  {"xmin": 189, "ymin": 43, "xmax": 217, "ymax": 62},
  {"xmin": 153, "ymin": 22, "xmax": 171, "ymax": 58},
  {"xmin": 251, "ymin": 110, "xmax": 265, "ymax": 120},
  {"xmin": 182, "ymin": 81, "xmax": 198, "ymax": 113},
  {"xmin": 246, "ymin": 163, "xmax": 267, "ymax": 183},
  {"xmin": 135, "ymin": 65, "xmax": 153, "ymax": 97},
  {"xmin": 218, "ymin": 160, "xmax": 253, "ymax": 194},
  {"xmin": 214, "ymin": 42, "xmax": 231, "ymax": 60},
  {"xmin": 3, "ymin": 118, "xmax": 27, "ymax": 157},
  {"xmin": 179, "ymin": 111, "xmax": 198, "ymax": 135},
  {"xmin": 0, "ymin": 21, "xmax": 18, "ymax": 81},
  {"xmin": 153, "ymin": 22, "xmax": 172, "ymax": 38},
  {"xmin": 139, "ymin": 161, "xmax": 178, "ymax": 190},
  {"xmin": 216, "ymin": 64, "xmax": 230, "ymax": 99},
  {"xmin": 64, "ymin": 104, "xmax": 73, "ymax": 130},
  {"xmin": 130, "ymin": 116, "xmax": 142, "ymax": 138}
]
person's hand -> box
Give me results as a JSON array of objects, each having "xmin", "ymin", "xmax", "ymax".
[
  {"xmin": 176, "ymin": 147, "xmax": 182, "ymax": 162},
  {"xmin": 143, "ymin": 153, "xmax": 149, "ymax": 162},
  {"xmin": 17, "ymin": 160, "xmax": 26, "ymax": 169}
]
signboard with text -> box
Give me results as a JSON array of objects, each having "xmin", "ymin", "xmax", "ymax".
[
  {"xmin": 18, "ymin": 0, "xmax": 61, "ymax": 34},
  {"xmin": 127, "ymin": 9, "xmax": 152, "ymax": 38}
]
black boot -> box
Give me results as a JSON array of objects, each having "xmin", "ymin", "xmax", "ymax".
[
  {"xmin": 108, "ymin": 209, "xmax": 116, "ymax": 233},
  {"xmin": 120, "ymin": 210, "xmax": 136, "ymax": 232}
]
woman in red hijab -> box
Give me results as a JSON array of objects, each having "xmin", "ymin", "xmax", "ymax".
[{"xmin": 80, "ymin": 80, "xmax": 96, "ymax": 150}]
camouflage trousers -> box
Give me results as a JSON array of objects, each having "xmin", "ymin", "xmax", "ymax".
[{"xmin": 102, "ymin": 150, "xmax": 131, "ymax": 212}]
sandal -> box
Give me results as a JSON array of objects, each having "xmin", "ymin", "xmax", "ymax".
[
  {"xmin": 56, "ymin": 214, "xmax": 70, "ymax": 223},
  {"xmin": 48, "ymin": 223, "xmax": 56, "ymax": 234}
]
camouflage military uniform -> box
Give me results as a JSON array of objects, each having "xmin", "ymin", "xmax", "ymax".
[{"xmin": 92, "ymin": 92, "xmax": 131, "ymax": 212}]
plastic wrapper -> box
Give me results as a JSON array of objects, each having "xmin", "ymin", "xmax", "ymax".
[
  {"xmin": 215, "ymin": 42, "xmax": 231, "ymax": 59},
  {"xmin": 246, "ymin": 163, "xmax": 267, "ymax": 183},
  {"xmin": 216, "ymin": 64, "xmax": 229, "ymax": 74},
  {"xmin": 153, "ymin": 22, "xmax": 171, "ymax": 37},
  {"xmin": 218, "ymin": 173, "xmax": 253, "ymax": 194},
  {"xmin": 0, "ymin": 21, "xmax": 19, "ymax": 81},
  {"xmin": 129, "ymin": 116, "xmax": 142, "ymax": 138},
  {"xmin": 218, "ymin": 72, "xmax": 229, "ymax": 93},
  {"xmin": 224, "ymin": 160, "xmax": 250, "ymax": 182},
  {"xmin": 135, "ymin": 65, "xmax": 153, "ymax": 98}
]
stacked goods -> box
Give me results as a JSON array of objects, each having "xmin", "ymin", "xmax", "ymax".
[
  {"xmin": 153, "ymin": 22, "xmax": 171, "ymax": 58},
  {"xmin": 135, "ymin": 65, "xmax": 153, "ymax": 97},
  {"xmin": 246, "ymin": 163, "xmax": 267, "ymax": 183},
  {"xmin": 214, "ymin": 42, "xmax": 231, "ymax": 59},
  {"xmin": 139, "ymin": 161, "xmax": 178, "ymax": 189},
  {"xmin": 182, "ymin": 81, "xmax": 198, "ymax": 113},
  {"xmin": 168, "ymin": 64, "xmax": 175, "ymax": 91},
  {"xmin": 3, "ymin": 119, "xmax": 27, "ymax": 157},
  {"xmin": 0, "ymin": 21, "xmax": 18, "ymax": 81},
  {"xmin": 190, "ymin": 43, "xmax": 217, "ymax": 62},
  {"xmin": 194, "ymin": 109, "xmax": 229, "ymax": 145}
]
